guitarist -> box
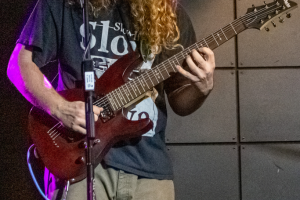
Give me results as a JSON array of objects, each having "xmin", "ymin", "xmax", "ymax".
[{"xmin": 7, "ymin": 0, "xmax": 215, "ymax": 199}]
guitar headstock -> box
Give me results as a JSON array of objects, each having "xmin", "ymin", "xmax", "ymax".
[{"xmin": 244, "ymin": 0, "xmax": 298, "ymax": 31}]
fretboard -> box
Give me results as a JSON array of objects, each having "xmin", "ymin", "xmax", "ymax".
[{"xmin": 106, "ymin": 18, "xmax": 247, "ymax": 111}]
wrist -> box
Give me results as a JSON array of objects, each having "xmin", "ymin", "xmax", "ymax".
[
  {"xmin": 191, "ymin": 81, "xmax": 213, "ymax": 96},
  {"xmin": 48, "ymin": 96, "xmax": 67, "ymax": 120}
]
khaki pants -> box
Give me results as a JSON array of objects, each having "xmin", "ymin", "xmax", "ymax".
[{"xmin": 45, "ymin": 163, "xmax": 175, "ymax": 200}]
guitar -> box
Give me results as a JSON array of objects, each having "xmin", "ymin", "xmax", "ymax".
[{"xmin": 28, "ymin": 0, "xmax": 298, "ymax": 183}]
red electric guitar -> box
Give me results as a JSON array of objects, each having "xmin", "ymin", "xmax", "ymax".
[{"xmin": 28, "ymin": 0, "xmax": 298, "ymax": 183}]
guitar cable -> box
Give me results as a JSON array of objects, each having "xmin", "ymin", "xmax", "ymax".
[{"xmin": 27, "ymin": 144, "xmax": 51, "ymax": 200}]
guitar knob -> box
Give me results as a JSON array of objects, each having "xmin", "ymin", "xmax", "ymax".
[
  {"xmin": 279, "ymin": 17, "xmax": 285, "ymax": 23},
  {"xmin": 265, "ymin": 27, "xmax": 270, "ymax": 32},
  {"xmin": 93, "ymin": 139, "xmax": 101, "ymax": 146},
  {"xmin": 286, "ymin": 13, "xmax": 291, "ymax": 18},
  {"xmin": 75, "ymin": 156, "xmax": 85, "ymax": 164},
  {"xmin": 78, "ymin": 141, "xmax": 87, "ymax": 149}
]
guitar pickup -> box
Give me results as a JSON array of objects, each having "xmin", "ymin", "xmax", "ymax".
[{"xmin": 100, "ymin": 107, "xmax": 115, "ymax": 123}]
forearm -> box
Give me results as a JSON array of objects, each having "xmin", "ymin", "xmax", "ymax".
[
  {"xmin": 7, "ymin": 44, "xmax": 65, "ymax": 117},
  {"xmin": 8, "ymin": 44, "xmax": 102, "ymax": 134},
  {"xmin": 167, "ymin": 83, "xmax": 210, "ymax": 116}
]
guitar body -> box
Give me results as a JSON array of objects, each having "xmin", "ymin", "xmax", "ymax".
[{"xmin": 28, "ymin": 51, "xmax": 153, "ymax": 183}]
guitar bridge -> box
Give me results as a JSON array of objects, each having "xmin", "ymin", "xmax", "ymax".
[{"xmin": 100, "ymin": 106, "xmax": 115, "ymax": 123}]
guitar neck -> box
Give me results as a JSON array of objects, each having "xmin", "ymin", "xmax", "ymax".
[
  {"xmin": 105, "ymin": 16, "xmax": 248, "ymax": 111},
  {"xmin": 106, "ymin": 18, "xmax": 247, "ymax": 111}
]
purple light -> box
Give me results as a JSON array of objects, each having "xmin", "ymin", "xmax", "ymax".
[{"xmin": 44, "ymin": 76, "xmax": 52, "ymax": 89}]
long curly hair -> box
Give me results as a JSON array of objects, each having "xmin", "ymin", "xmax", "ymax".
[
  {"xmin": 128, "ymin": 0, "xmax": 180, "ymax": 55},
  {"xmin": 68, "ymin": 0, "xmax": 180, "ymax": 55}
]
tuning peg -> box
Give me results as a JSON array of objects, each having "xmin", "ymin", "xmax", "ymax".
[
  {"xmin": 252, "ymin": 4, "xmax": 257, "ymax": 12},
  {"xmin": 275, "ymin": 10, "xmax": 279, "ymax": 14},
  {"xmin": 286, "ymin": 13, "xmax": 292, "ymax": 18},
  {"xmin": 267, "ymin": 14, "xmax": 272, "ymax": 19},
  {"xmin": 265, "ymin": 27, "xmax": 270, "ymax": 32},
  {"xmin": 272, "ymin": 21, "xmax": 276, "ymax": 27},
  {"xmin": 264, "ymin": 1, "xmax": 268, "ymax": 8},
  {"xmin": 274, "ymin": 0, "xmax": 280, "ymax": 6},
  {"xmin": 279, "ymin": 17, "xmax": 285, "ymax": 23},
  {"xmin": 260, "ymin": 19, "xmax": 264, "ymax": 24}
]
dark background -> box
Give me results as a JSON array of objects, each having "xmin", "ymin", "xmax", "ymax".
[
  {"xmin": 1, "ymin": 0, "xmax": 300, "ymax": 200},
  {"xmin": 0, "ymin": 0, "xmax": 44, "ymax": 199}
]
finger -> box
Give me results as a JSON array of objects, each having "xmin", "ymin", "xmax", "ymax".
[
  {"xmin": 185, "ymin": 55, "xmax": 207, "ymax": 79},
  {"xmin": 71, "ymin": 124, "xmax": 87, "ymax": 135},
  {"xmin": 93, "ymin": 105, "xmax": 103, "ymax": 116},
  {"xmin": 94, "ymin": 113, "xmax": 99, "ymax": 121},
  {"xmin": 190, "ymin": 49, "xmax": 206, "ymax": 67},
  {"xmin": 197, "ymin": 47, "xmax": 214, "ymax": 62},
  {"xmin": 176, "ymin": 65, "xmax": 204, "ymax": 83},
  {"xmin": 194, "ymin": 48, "xmax": 215, "ymax": 77}
]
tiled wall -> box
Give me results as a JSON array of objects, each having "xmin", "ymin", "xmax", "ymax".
[{"xmin": 166, "ymin": 0, "xmax": 300, "ymax": 199}]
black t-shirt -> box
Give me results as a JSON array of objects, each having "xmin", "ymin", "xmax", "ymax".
[{"xmin": 18, "ymin": 0, "xmax": 196, "ymax": 180}]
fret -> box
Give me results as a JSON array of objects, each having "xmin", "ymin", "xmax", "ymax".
[
  {"xmin": 125, "ymin": 83, "xmax": 134, "ymax": 99},
  {"xmin": 156, "ymin": 67, "xmax": 165, "ymax": 80},
  {"xmin": 141, "ymin": 74, "xmax": 150, "ymax": 89},
  {"xmin": 118, "ymin": 87, "xmax": 127, "ymax": 105},
  {"xmin": 151, "ymin": 69, "xmax": 160, "ymax": 84},
  {"xmin": 220, "ymin": 28, "xmax": 228, "ymax": 40},
  {"xmin": 216, "ymin": 33, "xmax": 222, "ymax": 41},
  {"xmin": 153, "ymin": 69, "xmax": 163, "ymax": 82},
  {"xmin": 174, "ymin": 56, "xmax": 181, "ymax": 66},
  {"xmin": 111, "ymin": 91, "xmax": 121, "ymax": 109},
  {"xmin": 107, "ymin": 93, "xmax": 117, "ymax": 110},
  {"xmin": 106, "ymin": 94, "xmax": 113, "ymax": 110},
  {"xmin": 180, "ymin": 51, "xmax": 186, "ymax": 59},
  {"xmin": 230, "ymin": 23, "xmax": 237, "ymax": 34},
  {"xmin": 114, "ymin": 89, "xmax": 125, "ymax": 106},
  {"xmin": 203, "ymin": 38, "xmax": 209, "ymax": 47},
  {"xmin": 172, "ymin": 60, "xmax": 179, "ymax": 72},
  {"xmin": 128, "ymin": 81, "xmax": 138, "ymax": 97},
  {"xmin": 113, "ymin": 89, "xmax": 122, "ymax": 106},
  {"xmin": 132, "ymin": 79, "xmax": 142, "ymax": 95},
  {"xmin": 145, "ymin": 71, "xmax": 155, "ymax": 87},
  {"xmin": 136, "ymin": 77, "xmax": 146, "ymax": 92},
  {"xmin": 187, "ymin": 46, "xmax": 192, "ymax": 54},
  {"xmin": 167, "ymin": 59, "xmax": 177, "ymax": 73},
  {"xmin": 120, "ymin": 85, "xmax": 130, "ymax": 102},
  {"xmin": 212, "ymin": 33, "xmax": 219, "ymax": 46},
  {"xmin": 162, "ymin": 63, "xmax": 170, "ymax": 77}
]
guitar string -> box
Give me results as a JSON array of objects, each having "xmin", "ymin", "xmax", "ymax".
[
  {"xmin": 48, "ymin": 3, "xmax": 282, "ymax": 138},
  {"xmin": 92, "ymin": 4, "xmax": 280, "ymax": 109}
]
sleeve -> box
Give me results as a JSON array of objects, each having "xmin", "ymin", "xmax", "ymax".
[
  {"xmin": 17, "ymin": 0, "xmax": 58, "ymax": 68},
  {"xmin": 163, "ymin": 3, "xmax": 197, "ymax": 95}
]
